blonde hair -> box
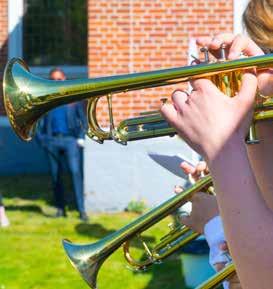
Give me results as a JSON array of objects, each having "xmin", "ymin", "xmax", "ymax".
[{"xmin": 243, "ymin": 0, "xmax": 273, "ymax": 52}]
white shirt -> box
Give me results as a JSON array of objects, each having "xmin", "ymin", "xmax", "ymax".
[{"xmin": 204, "ymin": 215, "xmax": 232, "ymax": 289}]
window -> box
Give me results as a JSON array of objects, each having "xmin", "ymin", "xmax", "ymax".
[{"xmin": 23, "ymin": 0, "xmax": 87, "ymax": 66}]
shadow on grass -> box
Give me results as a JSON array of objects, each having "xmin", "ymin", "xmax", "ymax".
[
  {"xmin": 75, "ymin": 223, "xmax": 188, "ymax": 288},
  {"xmin": 146, "ymin": 259, "xmax": 190, "ymax": 289},
  {"xmin": 75, "ymin": 222, "xmax": 156, "ymax": 249},
  {"xmin": 6, "ymin": 204, "xmax": 43, "ymax": 214},
  {"xmin": 75, "ymin": 222, "xmax": 115, "ymax": 238},
  {"xmin": 133, "ymin": 251, "xmax": 190, "ymax": 289},
  {"xmin": 142, "ymin": 239, "xmax": 210, "ymax": 289},
  {"xmin": 75, "ymin": 221, "xmax": 192, "ymax": 289},
  {"xmin": 5, "ymin": 203, "xmax": 61, "ymax": 218},
  {"xmin": 0, "ymin": 175, "xmax": 52, "ymax": 201},
  {"xmin": 0, "ymin": 174, "xmax": 77, "ymax": 210}
]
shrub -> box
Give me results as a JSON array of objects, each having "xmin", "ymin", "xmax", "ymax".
[{"xmin": 126, "ymin": 199, "xmax": 147, "ymax": 214}]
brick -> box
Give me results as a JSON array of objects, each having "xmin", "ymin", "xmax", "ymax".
[
  {"xmin": 87, "ymin": 0, "xmax": 233, "ymax": 126},
  {"xmin": 0, "ymin": 0, "xmax": 8, "ymax": 114}
]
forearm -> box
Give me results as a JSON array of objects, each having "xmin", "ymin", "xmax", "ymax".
[
  {"xmin": 247, "ymin": 121, "xmax": 273, "ymax": 210},
  {"xmin": 208, "ymin": 136, "xmax": 273, "ymax": 289}
]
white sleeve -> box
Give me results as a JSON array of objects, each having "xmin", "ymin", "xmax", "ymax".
[{"xmin": 204, "ymin": 215, "xmax": 232, "ymax": 289}]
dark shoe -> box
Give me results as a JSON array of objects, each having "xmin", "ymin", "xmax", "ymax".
[
  {"xmin": 55, "ymin": 208, "xmax": 66, "ymax": 218},
  {"xmin": 79, "ymin": 211, "xmax": 89, "ymax": 222}
]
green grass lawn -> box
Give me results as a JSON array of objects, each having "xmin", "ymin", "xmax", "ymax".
[{"xmin": 0, "ymin": 175, "xmax": 212, "ymax": 289}]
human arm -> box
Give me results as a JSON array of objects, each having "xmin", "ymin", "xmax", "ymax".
[
  {"xmin": 208, "ymin": 135, "xmax": 273, "ymax": 289},
  {"xmin": 161, "ymin": 41, "xmax": 273, "ymax": 288},
  {"xmin": 197, "ymin": 33, "xmax": 273, "ymax": 210},
  {"xmin": 178, "ymin": 162, "xmax": 240, "ymax": 289},
  {"xmin": 198, "ymin": 34, "xmax": 273, "ymax": 287}
]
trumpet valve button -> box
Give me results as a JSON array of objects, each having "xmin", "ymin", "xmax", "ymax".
[
  {"xmin": 200, "ymin": 46, "xmax": 209, "ymax": 63},
  {"xmin": 168, "ymin": 222, "xmax": 175, "ymax": 230},
  {"xmin": 219, "ymin": 43, "xmax": 227, "ymax": 61},
  {"xmin": 138, "ymin": 124, "xmax": 144, "ymax": 131},
  {"xmin": 160, "ymin": 98, "xmax": 168, "ymax": 104}
]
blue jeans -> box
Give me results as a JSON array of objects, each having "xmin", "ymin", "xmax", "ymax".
[{"xmin": 47, "ymin": 136, "xmax": 85, "ymax": 213}]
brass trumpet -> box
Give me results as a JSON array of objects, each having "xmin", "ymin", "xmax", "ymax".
[
  {"xmin": 4, "ymin": 52, "xmax": 273, "ymax": 144},
  {"xmin": 62, "ymin": 175, "xmax": 236, "ymax": 289},
  {"xmin": 4, "ymin": 50, "xmax": 270, "ymax": 289},
  {"xmin": 62, "ymin": 175, "xmax": 214, "ymax": 289},
  {"xmin": 123, "ymin": 183, "xmax": 215, "ymax": 271},
  {"xmin": 123, "ymin": 223, "xmax": 199, "ymax": 270}
]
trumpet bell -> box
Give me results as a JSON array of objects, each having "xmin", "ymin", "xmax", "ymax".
[
  {"xmin": 62, "ymin": 239, "xmax": 105, "ymax": 289},
  {"xmin": 4, "ymin": 54, "xmax": 273, "ymax": 142},
  {"xmin": 3, "ymin": 58, "xmax": 74, "ymax": 141},
  {"xmin": 62, "ymin": 175, "xmax": 213, "ymax": 289},
  {"xmin": 3, "ymin": 58, "xmax": 38, "ymax": 141}
]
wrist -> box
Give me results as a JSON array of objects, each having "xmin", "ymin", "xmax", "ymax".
[{"xmin": 204, "ymin": 133, "xmax": 246, "ymax": 165}]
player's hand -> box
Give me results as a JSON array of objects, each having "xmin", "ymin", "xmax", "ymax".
[
  {"xmin": 175, "ymin": 161, "xmax": 219, "ymax": 234},
  {"xmin": 197, "ymin": 33, "xmax": 273, "ymax": 97},
  {"xmin": 161, "ymin": 70, "xmax": 257, "ymax": 162}
]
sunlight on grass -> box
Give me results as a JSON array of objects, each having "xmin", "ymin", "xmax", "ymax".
[{"xmin": 0, "ymin": 175, "xmax": 213, "ymax": 289}]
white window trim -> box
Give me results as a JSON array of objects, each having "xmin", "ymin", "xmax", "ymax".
[
  {"xmin": 8, "ymin": 0, "xmax": 87, "ymax": 78},
  {"xmin": 8, "ymin": 0, "xmax": 23, "ymax": 59},
  {"xmin": 233, "ymin": 0, "xmax": 249, "ymax": 35}
]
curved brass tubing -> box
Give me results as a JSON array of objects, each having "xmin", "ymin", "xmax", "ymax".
[
  {"xmin": 62, "ymin": 175, "xmax": 212, "ymax": 289},
  {"xmin": 196, "ymin": 263, "xmax": 236, "ymax": 289},
  {"xmin": 63, "ymin": 174, "xmax": 236, "ymax": 289},
  {"xmin": 122, "ymin": 225, "xmax": 199, "ymax": 270},
  {"xmin": 4, "ymin": 54, "xmax": 273, "ymax": 142},
  {"xmin": 122, "ymin": 184, "xmax": 215, "ymax": 271}
]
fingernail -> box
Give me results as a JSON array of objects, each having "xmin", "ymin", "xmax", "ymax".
[
  {"xmin": 172, "ymin": 90, "xmax": 189, "ymax": 101},
  {"xmin": 160, "ymin": 98, "xmax": 168, "ymax": 104},
  {"xmin": 172, "ymin": 89, "xmax": 182, "ymax": 97}
]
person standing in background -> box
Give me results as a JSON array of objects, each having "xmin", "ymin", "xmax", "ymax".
[
  {"xmin": 37, "ymin": 68, "xmax": 88, "ymax": 221},
  {"xmin": 0, "ymin": 193, "xmax": 9, "ymax": 227}
]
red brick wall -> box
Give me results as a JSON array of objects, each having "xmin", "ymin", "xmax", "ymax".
[
  {"xmin": 88, "ymin": 0, "xmax": 233, "ymax": 126},
  {"xmin": 0, "ymin": 1, "xmax": 233, "ymax": 119},
  {"xmin": 0, "ymin": 0, "xmax": 8, "ymax": 114}
]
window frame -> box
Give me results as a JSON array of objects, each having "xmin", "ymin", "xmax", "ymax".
[
  {"xmin": 233, "ymin": 0, "xmax": 249, "ymax": 34},
  {"xmin": 8, "ymin": 0, "xmax": 88, "ymax": 79}
]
